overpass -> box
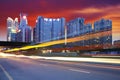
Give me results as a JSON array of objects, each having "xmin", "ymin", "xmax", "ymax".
[
  {"xmin": 3, "ymin": 30, "xmax": 120, "ymax": 54},
  {"xmin": 0, "ymin": 41, "xmax": 30, "ymax": 52},
  {"xmin": 0, "ymin": 41, "xmax": 30, "ymax": 46}
]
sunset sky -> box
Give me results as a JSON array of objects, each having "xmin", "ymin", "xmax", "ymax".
[{"xmin": 0, "ymin": 0, "xmax": 120, "ymax": 41}]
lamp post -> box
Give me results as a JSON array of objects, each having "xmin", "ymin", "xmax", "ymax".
[{"xmin": 65, "ymin": 26, "xmax": 67, "ymax": 45}]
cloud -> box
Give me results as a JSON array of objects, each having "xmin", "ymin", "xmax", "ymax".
[{"xmin": 73, "ymin": 8, "xmax": 103, "ymax": 14}]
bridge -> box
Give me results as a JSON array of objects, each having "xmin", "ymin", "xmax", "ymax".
[
  {"xmin": 0, "ymin": 41, "xmax": 30, "ymax": 46},
  {"xmin": 0, "ymin": 41, "xmax": 30, "ymax": 52}
]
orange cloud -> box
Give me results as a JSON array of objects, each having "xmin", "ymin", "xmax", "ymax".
[{"xmin": 73, "ymin": 8, "xmax": 103, "ymax": 14}]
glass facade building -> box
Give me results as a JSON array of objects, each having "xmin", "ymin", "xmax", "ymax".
[
  {"xmin": 35, "ymin": 16, "xmax": 65, "ymax": 43},
  {"xmin": 94, "ymin": 19, "xmax": 112, "ymax": 32},
  {"xmin": 66, "ymin": 18, "xmax": 112, "ymax": 48},
  {"xmin": 93, "ymin": 19, "xmax": 112, "ymax": 48},
  {"xmin": 67, "ymin": 18, "xmax": 85, "ymax": 38},
  {"xmin": 7, "ymin": 17, "xmax": 19, "ymax": 42},
  {"xmin": 7, "ymin": 14, "xmax": 113, "ymax": 50},
  {"xmin": 16, "ymin": 14, "xmax": 32, "ymax": 42}
]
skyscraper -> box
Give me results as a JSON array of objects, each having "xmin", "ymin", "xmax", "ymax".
[
  {"xmin": 67, "ymin": 18, "xmax": 85, "ymax": 38},
  {"xmin": 20, "ymin": 13, "xmax": 28, "ymax": 26},
  {"xmin": 94, "ymin": 18, "xmax": 112, "ymax": 32},
  {"xmin": 93, "ymin": 19, "xmax": 112, "ymax": 46},
  {"xmin": 16, "ymin": 14, "xmax": 32, "ymax": 42},
  {"xmin": 52, "ymin": 18, "xmax": 65, "ymax": 40},
  {"xmin": 7, "ymin": 17, "xmax": 19, "ymax": 42},
  {"xmin": 35, "ymin": 16, "xmax": 65, "ymax": 43},
  {"xmin": 33, "ymin": 27, "xmax": 36, "ymax": 43}
]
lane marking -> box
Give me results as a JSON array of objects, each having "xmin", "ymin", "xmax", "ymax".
[
  {"xmin": 73, "ymin": 63, "xmax": 120, "ymax": 70},
  {"xmin": 69, "ymin": 69, "xmax": 90, "ymax": 74},
  {"xmin": 38, "ymin": 59, "xmax": 120, "ymax": 70},
  {"xmin": 0, "ymin": 64, "xmax": 13, "ymax": 80},
  {"xmin": 39, "ymin": 64, "xmax": 48, "ymax": 66}
]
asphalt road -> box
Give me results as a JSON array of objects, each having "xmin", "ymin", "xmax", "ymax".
[{"xmin": 0, "ymin": 56, "xmax": 120, "ymax": 80}]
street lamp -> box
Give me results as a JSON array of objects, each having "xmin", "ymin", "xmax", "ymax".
[{"xmin": 65, "ymin": 26, "xmax": 67, "ymax": 45}]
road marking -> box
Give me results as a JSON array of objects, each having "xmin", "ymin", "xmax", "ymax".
[
  {"xmin": 73, "ymin": 63, "xmax": 120, "ymax": 70},
  {"xmin": 39, "ymin": 64, "xmax": 48, "ymax": 66},
  {"xmin": 69, "ymin": 69, "xmax": 90, "ymax": 74},
  {"xmin": 0, "ymin": 65, "xmax": 13, "ymax": 80}
]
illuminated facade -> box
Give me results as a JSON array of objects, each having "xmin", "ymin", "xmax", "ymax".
[
  {"xmin": 67, "ymin": 18, "xmax": 85, "ymax": 38},
  {"xmin": 52, "ymin": 18, "xmax": 65, "ymax": 40},
  {"xmin": 16, "ymin": 14, "xmax": 32, "ymax": 42},
  {"xmin": 33, "ymin": 17, "xmax": 112, "ymax": 48},
  {"xmin": 66, "ymin": 18, "xmax": 92, "ymax": 46},
  {"xmin": 93, "ymin": 19, "xmax": 112, "ymax": 46},
  {"xmin": 7, "ymin": 17, "xmax": 19, "ymax": 42},
  {"xmin": 94, "ymin": 19, "xmax": 112, "ymax": 32},
  {"xmin": 66, "ymin": 18, "xmax": 112, "ymax": 48},
  {"xmin": 35, "ymin": 16, "xmax": 65, "ymax": 43},
  {"xmin": 6, "ymin": 17, "xmax": 115, "ymax": 53},
  {"xmin": 20, "ymin": 13, "xmax": 28, "ymax": 26}
]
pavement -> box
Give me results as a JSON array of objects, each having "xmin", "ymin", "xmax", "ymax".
[{"xmin": 0, "ymin": 53, "xmax": 120, "ymax": 80}]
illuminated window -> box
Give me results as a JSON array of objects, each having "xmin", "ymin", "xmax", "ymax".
[
  {"xmin": 44, "ymin": 18, "xmax": 48, "ymax": 21},
  {"xmin": 53, "ymin": 19, "xmax": 56, "ymax": 21},
  {"xmin": 23, "ymin": 16, "xmax": 27, "ymax": 19},
  {"xmin": 57, "ymin": 19, "xmax": 60, "ymax": 21},
  {"xmin": 49, "ymin": 19, "xmax": 52, "ymax": 21}
]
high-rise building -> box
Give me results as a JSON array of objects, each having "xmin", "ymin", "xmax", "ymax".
[
  {"xmin": 52, "ymin": 18, "xmax": 65, "ymax": 40},
  {"xmin": 66, "ymin": 18, "xmax": 112, "ymax": 48},
  {"xmin": 94, "ymin": 18, "xmax": 112, "ymax": 32},
  {"xmin": 14, "ymin": 18, "xmax": 19, "ymax": 28},
  {"xmin": 66, "ymin": 18, "xmax": 93, "ymax": 47},
  {"xmin": 33, "ymin": 27, "xmax": 36, "ymax": 43},
  {"xmin": 93, "ymin": 19, "xmax": 112, "ymax": 46},
  {"xmin": 7, "ymin": 17, "xmax": 19, "ymax": 42},
  {"xmin": 20, "ymin": 13, "xmax": 28, "ymax": 26},
  {"xmin": 35, "ymin": 16, "xmax": 65, "ymax": 43},
  {"xmin": 7, "ymin": 17, "xmax": 14, "ymax": 41},
  {"xmin": 16, "ymin": 14, "xmax": 31, "ymax": 42},
  {"xmin": 67, "ymin": 18, "xmax": 85, "ymax": 38}
]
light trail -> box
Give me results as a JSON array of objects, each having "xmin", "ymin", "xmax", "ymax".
[
  {"xmin": 4, "ymin": 30, "xmax": 111, "ymax": 52},
  {"xmin": 0, "ymin": 52, "xmax": 120, "ymax": 65}
]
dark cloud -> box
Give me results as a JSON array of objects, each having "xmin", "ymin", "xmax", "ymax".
[
  {"xmin": 0, "ymin": 0, "xmax": 120, "ymax": 23},
  {"xmin": 0, "ymin": 0, "xmax": 120, "ymax": 14}
]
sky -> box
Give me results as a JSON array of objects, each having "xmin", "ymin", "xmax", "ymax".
[{"xmin": 0, "ymin": 0, "xmax": 120, "ymax": 41}]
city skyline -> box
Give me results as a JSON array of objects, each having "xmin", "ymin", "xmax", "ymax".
[
  {"xmin": 0, "ymin": 0, "xmax": 120, "ymax": 41},
  {"xmin": 3, "ymin": 14, "xmax": 118, "ymax": 43},
  {"xmin": 6, "ymin": 13, "xmax": 113, "ymax": 45}
]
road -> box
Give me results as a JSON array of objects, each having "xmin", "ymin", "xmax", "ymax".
[{"xmin": 0, "ymin": 55, "xmax": 120, "ymax": 80}]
